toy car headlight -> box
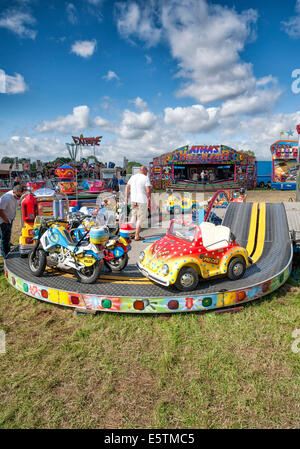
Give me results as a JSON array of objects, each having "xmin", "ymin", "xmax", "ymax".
[
  {"xmin": 161, "ymin": 264, "xmax": 169, "ymax": 275},
  {"xmin": 139, "ymin": 251, "xmax": 145, "ymax": 262}
]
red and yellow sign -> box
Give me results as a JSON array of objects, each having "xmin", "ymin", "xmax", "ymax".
[{"xmin": 72, "ymin": 135, "xmax": 102, "ymax": 146}]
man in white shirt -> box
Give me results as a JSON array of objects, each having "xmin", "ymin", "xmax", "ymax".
[
  {"xmin": 126, "ymin": 166, "xmax": 151, "ymax": 241},
  {"xmin": 0, "ymin": 185, "xmax": 24, "ymax": 258}
]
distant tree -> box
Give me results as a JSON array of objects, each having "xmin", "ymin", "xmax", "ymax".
[
  {"xmin": 52, "ymin": 157, "xmax": 72, "ymax": 164},
  {"xmin": 240, "ymin": 150, "xmax": 255, "ymax": 157},
  {"xmin": 127, "ymin": 161, "xmax": 142, "ymax": 174},
  {"xmin": 1, "ymin": 156, "xmax": 14, "ymax": 164}
]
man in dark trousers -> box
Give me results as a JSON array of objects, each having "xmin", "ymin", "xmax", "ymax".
[{"xmin": 0, "ymin": 185, "xmax": 25, "ymax": 259}]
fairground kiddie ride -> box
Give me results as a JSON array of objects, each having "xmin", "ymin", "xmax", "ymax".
[
  {"xmin": 5, "ymin": 124, "xmax": 300, "ymax": 314},
  {"xmin": 270, "ymin": 139, "xmax": 298, "ymax": 190},
  {"xmin": 65, "ymin": 135, "xmax": 118, "ymax": 196},
  {"xmin": 149, "ymin": 144, "xmax": 256, "ymax": 192}
]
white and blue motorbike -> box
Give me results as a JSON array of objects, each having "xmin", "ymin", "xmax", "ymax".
[{"xmin": 28, "ymin": 218, "xmax": 108, "ymax": 284}]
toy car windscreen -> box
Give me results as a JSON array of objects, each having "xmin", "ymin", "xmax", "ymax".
[{"xmin": 168, "ymin": 221, "xmax": 196, "ymax": 242}]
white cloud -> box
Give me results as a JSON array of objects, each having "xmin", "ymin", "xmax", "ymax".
[
  {"xmin": 130, "ymin": 96, "xmax": 148, "ymax": 110},
  {"xmin": 0, "ymin": 9, "xmax": 37, "ymax": 39},
  {"xmin": 256, "ymin": 75, "xmax": 277, "ymax": 87},
  {"xmin": 0, "ymin": 69, "xmax": 27, "ymax": 94},
  {"xmin": 220, "ymin": 89, "xmax": 282, "ymax": 117},
  {"xmin": 116, "ymin": 2, "xmax": 161, "ymax": 47},
  {"xmin": 93, "ymin": 115, "xmax": 113, "ymax": 131},
  {"xmin": 164, "ymin": 104, "xmax": 219, "ymax": 133},
  {"xmin": 36, "ymin": 106, "xmax": 90, "ymax": 134},
  {"xmin": 86, "ymin": 0, "xmax": 103, "ymax": 4},
  {"xmin": 0, "ymin": 136, "xmax": 65, "ymax": 162},
  {"xmin": 162, "ymin": 1, "xmax": 258, "ymax": 104},
  {"xmin": 282, "ymin": 0, "xmax": 300, "ymax": 39},
  {"xmin": 220, "ymin": 111, "xmax": 300, "ymax": 160},
  {"xmin": 71, "ymin": 39, "xmax": 97, "ymax": 58},
  {"xmin": 115, "ymin": 0, "xmax": 259, "ymax": 104},
  {"xmin": 102, "ymin": 70, "xmax": 120, "ymax": 81},
  {"xmin": 66, "ymin": 3, "xmax": 78, "ymax": 25},
  {"xmin": 119, "ymin": 109, "xmax": 157, "ymax": 139}
]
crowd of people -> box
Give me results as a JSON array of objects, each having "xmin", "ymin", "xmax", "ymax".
[{"xmin": 192, "ymin": 170, "xmax": 216, "ymax": 184}]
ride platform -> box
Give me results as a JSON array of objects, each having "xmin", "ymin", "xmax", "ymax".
[{"xmin": 4, "ymin": 202, "xmax": 293, "ymax": 313}]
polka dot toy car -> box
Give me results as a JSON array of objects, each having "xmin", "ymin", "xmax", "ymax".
[{"xmin": 137, "ymin": 219, "xmax": 252, "ymax": 291}]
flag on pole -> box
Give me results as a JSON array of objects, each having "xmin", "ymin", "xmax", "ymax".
[{"xmin": 280, "ymin": 131, "xmax": 285, "ymax": 136}]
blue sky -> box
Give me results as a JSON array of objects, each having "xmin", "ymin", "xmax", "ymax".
[{"xmin": 1, "ymin": 0, "xmax": 300, "ymax": 165}]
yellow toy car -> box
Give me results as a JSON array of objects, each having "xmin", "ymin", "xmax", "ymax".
[{"xmin": 137, "ymin": 219, "xmax": 252, "ymax": 291}]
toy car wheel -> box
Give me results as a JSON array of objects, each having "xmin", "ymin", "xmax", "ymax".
[
  {"xmin": 104, "ymin": 253, "xmax": 129, "ymax": 272},
  {"xmin": 175, "ymin": 267, "xmax": 199, "ymax": 291},
  {"xmin": 28, "ymin": 248, "xmax": 47, "ymax": 277},
  {"xmin": 173, "ymin": 206, "xmax": 181, "ymax": 215},
  {"xmin": 74, "ymin": 260, "xmax": 102, "ymax": 284},
  {"xmin": 227, "ymin": 257, "xmax": 246, "ymax": 280}
]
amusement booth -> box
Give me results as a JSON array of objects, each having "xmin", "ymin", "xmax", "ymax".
[
  {"xmin": 270, "ymin": 140, "xmax": 298, "ymax": 190},
  {"xmin": 150, "ymin": 144, "xmax": 256, "ymax": 191}
]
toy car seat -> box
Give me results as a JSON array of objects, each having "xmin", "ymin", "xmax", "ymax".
[{"xmin": 200, "ymin": 222, "xmax": 231, "ymax": 250}]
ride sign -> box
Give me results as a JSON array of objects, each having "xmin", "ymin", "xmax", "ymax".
[{"xmin": 72, "ymin": 134, "xmax": 102, "ymax": 146}]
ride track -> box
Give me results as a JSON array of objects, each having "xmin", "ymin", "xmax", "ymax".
[{"xmin": 4, "ymin": 201, "xmax": 293, "ymax": 314}]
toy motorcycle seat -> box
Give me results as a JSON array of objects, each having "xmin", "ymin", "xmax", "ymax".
[{"xmin": 200, "ymin": 222, "xmax": 231, "ymax": 251}]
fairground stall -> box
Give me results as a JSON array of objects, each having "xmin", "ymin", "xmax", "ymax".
[
  {"xmin": 270, "ymin": 140, "xmax": 298, "ymax": 190},
  {"xmin": 149, "ymin": 144, "xmax": 256, "ymax": 191}
]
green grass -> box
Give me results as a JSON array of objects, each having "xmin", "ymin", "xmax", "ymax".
[
  {"xmin": 0, "ymin": 209, "xmax": 299, "ymax": 428},
  {"xmin": 0, "ymin": 271, "xmax": 299, "ymax": 429}
]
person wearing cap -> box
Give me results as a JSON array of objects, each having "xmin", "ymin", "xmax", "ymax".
[{"xmin": 0, "ymin": 185, "xmax": 25, "ymax": 259}]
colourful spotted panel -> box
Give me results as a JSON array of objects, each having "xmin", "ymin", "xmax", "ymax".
[{"xmin": 4, "ymin": 262, "xmax": 292, "ymax": 313}]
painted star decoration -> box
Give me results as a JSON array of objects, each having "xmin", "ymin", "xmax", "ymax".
[{"xmin": 287, "ymin": 130, "xmax": 294, "ymax": 136}]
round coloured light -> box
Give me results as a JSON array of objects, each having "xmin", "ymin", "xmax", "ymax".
[
  {"xmin": 41, "ymin": 289, "xmax": 48, "ymax": 299},
  {"xmin": 168, "ymin": 300, "xmax": 179, "ymax": 310},
  {"xmin": 101, "ymin": 299, "xmax": 112, "ymax": 309},
  {"xmin": 237, "ymin": 291, "xmax": 246, "ymax": 302},
  {"xmin": 23, "ymin": 283, "xmax": 28, "ymax": 292},
  {"xmin": 202, "ymin": 297, "xmax": 212, "ymax": 307},
  {"xmin": 70, "ymin": 296, "xmax": 80, "ymax": 305},
  {"xmin": 133, "ymin": 300, "xmax": 145, "ymax": 310}
]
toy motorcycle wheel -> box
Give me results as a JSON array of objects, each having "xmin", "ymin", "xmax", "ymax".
[
  {"xmin": 175, "ymin": 267, "xmax": 199, "ymax": 291},
  {"xmin": 74, "ymin": 260, "xmax": 102, "ymax": 284},
  {"xmin": 104, "ymin": 253, "xmax": 129, "ymax": 272},
  {"xmin": 28, "ymin": 248, "xmax": 47, "ymax": 277},
  {"xmin": 227, "ymin": 257, "xmax": 246, "ymax": 280}
]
